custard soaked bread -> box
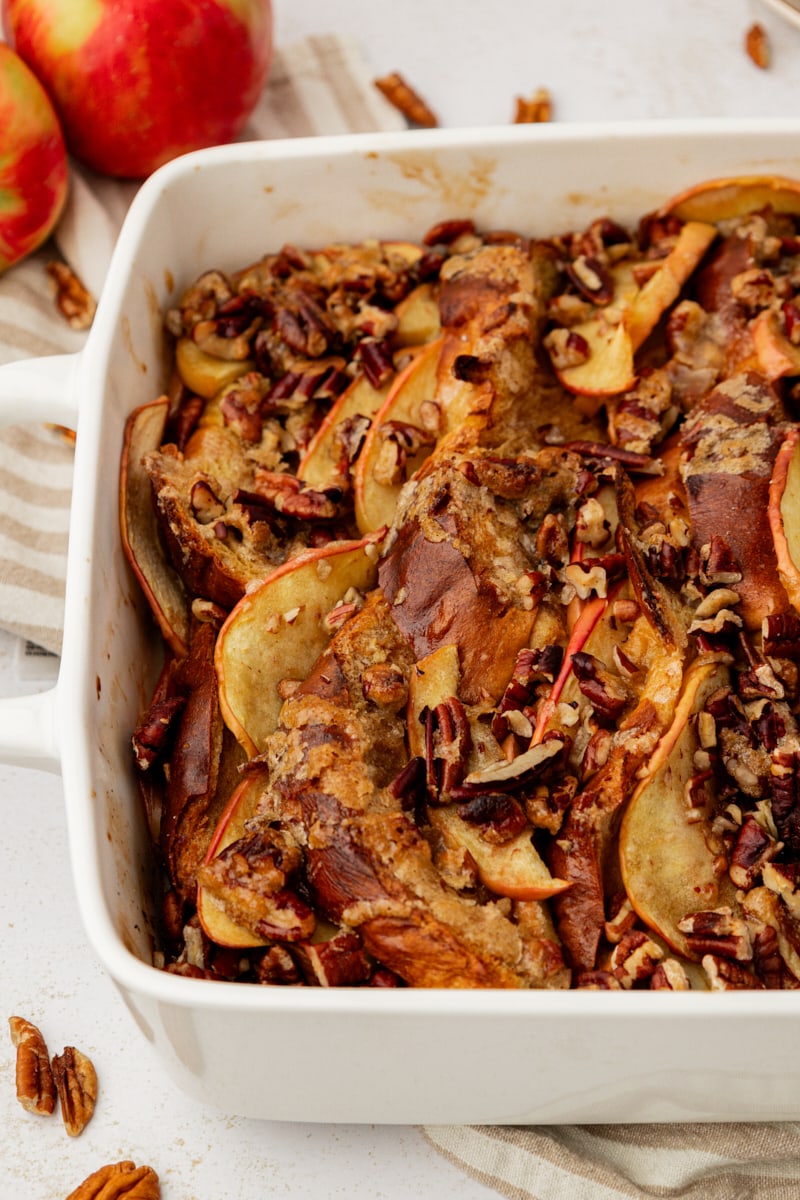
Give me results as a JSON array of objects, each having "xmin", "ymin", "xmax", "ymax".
[{"xmin": 124, "ymin": 181, "xmax": 800, "ymax": 991}]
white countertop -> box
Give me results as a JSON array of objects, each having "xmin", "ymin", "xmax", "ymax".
[{"xmin": 3, "ymin": 2, "xmax": 800, "ymax": 1197}]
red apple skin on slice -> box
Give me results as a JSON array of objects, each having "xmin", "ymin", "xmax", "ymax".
[
  {"xmin": 215, "ymin": 533, "xmax": 384, "ymax": 756},
  {"xmin": 120, "ymin": 397, "xmax": 190, "ymax": 657},
  {"xmin": 769, "ymin": 426, "xmax": 800, "ymax": 614},
  {"xmin": 197, "ymin": 767, "xmax": 270, "ymax": 948},
  {"xmin": 354, "ymin": 336, "xmax": 442, "ymax": 534},
  {"xmin": 618, "ymin": 657, "xmax": 735, "ymax": 959}
]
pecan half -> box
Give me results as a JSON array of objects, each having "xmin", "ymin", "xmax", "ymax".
[
  {"xmin": 52, "ymin": 1045, "xmax": 98, "ymax": 1137},
  {"xmin": 8, "ymin": 1016, "xmax": 55, "ymax": 1116},
  {"xmin": 426, "ymin": 696, "xmax": 472, "ymax": 800},
  {"xmin": 65, "ymin": 1161, "xmax": 160, "ymax": 1200}
]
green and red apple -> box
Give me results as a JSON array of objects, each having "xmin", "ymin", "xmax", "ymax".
[
  {"xmin": 0, "ymin": 41, "xmax": 67, "ymax": 271},
  {"xmin": 2, "ymin": 0, "xmax": 273, "ymax": 179}
]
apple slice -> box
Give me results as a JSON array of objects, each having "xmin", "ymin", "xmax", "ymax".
[
  {"xmin": 175, "ymin": 336, "xmax": 254, "ymax": 400},
  {"xmin": 554, "ymin": 222, "xmax": 716, "ymax": 404},
  {"xmin": 554, "ymin": 319, "xmax": 636, "ymax": 404},
  {"xmin": 296, "ymin": 372, "xmax": 391, "ymax": 490},
  {"xmin": 354, "ymin": 335, "xmax": 443, "ymax": 533},
  {"xmin": 406, "ymin": 643, "xmax": 460, "ymax": 758},
  {"xmin": 618, "ymin": 657, "xmax": 735, "ymax": 958},
  {"xmin": 769, "ymin": 426, "xmax": 800, "ymax": 614},
  {"xmin": 429, "ymin": 805, "xmax": 570, "ymax": 901},
  {"xmin": 215, "ymin": 532, "xmax": 384, "ymax": 755},
  {"xmin": 530, "ymin": 593, "xmax": 609, "ymax": 743},
  {"xmin": 751, "ymin": 308, "xmax": 800, "ymax": 382},
  {"xmin": 394, "ymin": 282, "xmax": 441, "ymax": 348},
  {"xmin": 120, "ymin": 397, "xmax": 189, "ymax": 657},
  {"xmin": 197, "ymin": 767, "xmax": 270, "ymax": 948},
  {"xmin": 624, "ymin": 220, "xmax": 718, "ymax": 349},
  {"xmin": 660, "ymin": 175, "xmax": 800, "ymax": 223}
]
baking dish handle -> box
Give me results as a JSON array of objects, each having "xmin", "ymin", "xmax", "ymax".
[
  {"xmin": 0, "ymin": 351, "xmax": 81, "ymax": 428},
  {"xmin": 0, "ymin": 350, "xmax": 82, "ymax": 775}
]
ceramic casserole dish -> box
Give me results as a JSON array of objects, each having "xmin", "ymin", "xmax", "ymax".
[{"xmin": 3, "ymin": 119, "xmax": 800, "ymax": 1124}]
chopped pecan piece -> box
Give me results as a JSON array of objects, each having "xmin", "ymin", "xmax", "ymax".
[
  {"xmin": 426, "ymin": 696, "xmax": 472, "ymax": 800},
  {"xmin": 649, "ymin": 959, "xmax": 690, "ymax": 990},
  {"xmin": 456, "ymin": 792, "xmax": 528, "ymax": 843},
  {"xmin": 361, "ymin": 662, "xmax": 408, "ymax": 710},
  {"xmin": 372, "ymin": 419, "xmax": 435, "ymax": 486},
  {"xmin": 763, "ymin": 611, "xmax": 800, "ymax": 660},
  {"xmin": 47, "ymin": 261, "xmax": 97, "ymax": 330},
  {"xmin": 570, "ymin": 652, "xmax": 631, "ymax": 724},
  {"xmin": 131, "ymin": 695, "xmax": 186, "ymax": 771},
  {"xmin": 770, "ymin": 742, "xmax": 800, "ymax": 852},
  {"xmin": 543, "ymin": 326, "xmax": 590, "ymax": 371},
  {"xmin": 255, "ymin": 945, "xmax": 303, "ymax": 986},
  {"xmin": 753, "ymin": 924, "xmax": 783, "ymax": 989},
  {"xmin": 52, "ymin": 1045, "xmax": 98, "ymax": 1137},
  {"xmin": 512, "ymin": 87, "xmax": 552, "ymax": 124},
  {"xmin": 373, "ymin": 71, "xmax": 438, "ymax": 127},
  {"xmin": 702, "ymin": 954, "xmax": 762, "ymax": 990},
  {"xmin": 745, "ymin": 21, "xmax": 771, "ymax": 70},
  {"xmin": 728, "ymin": 815, "xmax": 779, "ymax": 889},
  {"xmin": 294, "ymin": 932, "xmax": 372, "ymax": 987},
  {"xmin": 604, "ymin": 895, "xmax": 637, "ymax": 945},
  {"xmin": 677, "ymin": 907, "xmax": 753, "ymax": 962},
  {"xmin": 573, "ymin": 969, "xmax": 621, "ymax": 990},
  {"xmin": 8, "ymin": 1016, "xmax": 55, "ymax": 1116},
  {"xmin": 565, "ymin": 254, "xmax": 614, "ymax": 305},
  {"xmin": 65, "ymin": 1161, "xmax": 160, "ymax": 1200},
  {"xmin": 388, "ymin": 755, "xmax": 426, "ymax": 810},
  {"xmin": 763, "ymin": 860, "xmax": 800, "ymax": 921},
  {"xmin": 610, "ymin": 929, "xmax": 664, "ymax": 987},
  {"xmin": 252, "ymin": 469, "xmax": 344, "ymax": 522}
]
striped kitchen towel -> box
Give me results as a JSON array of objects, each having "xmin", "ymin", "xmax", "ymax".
[
  {"xmin": 0, "ymin": 33, "xmax": 404, "ymax": 655},
  {"xmin": 424, "ymin": 1122, "xmax": 800, "ymax": 1199}
]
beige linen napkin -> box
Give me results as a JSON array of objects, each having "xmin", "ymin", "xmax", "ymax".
[{"xmin": 2, "ymin": 27, "xmax": 799, "ymax": 1200}]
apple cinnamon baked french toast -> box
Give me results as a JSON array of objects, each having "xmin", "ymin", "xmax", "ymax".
[{"xmin": 123, "ymin": 178, "xmax": 800, "ymax": 990}]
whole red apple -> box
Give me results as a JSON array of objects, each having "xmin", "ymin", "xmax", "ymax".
[
  {"xmin": 0, "ymin": 41, "xmax": 68, "ymax": 271},
  {"xmin": 2, "ymin": 0, "xmax": 273, "ymax": 179}
]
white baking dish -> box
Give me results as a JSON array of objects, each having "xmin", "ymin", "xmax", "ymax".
[{"xmin": 3, "ymin": 119, "xmax": 800, "ymax": 1124}]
